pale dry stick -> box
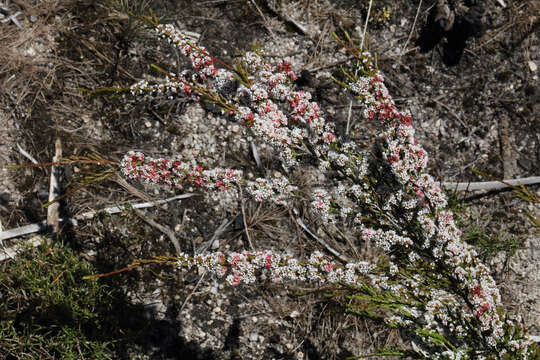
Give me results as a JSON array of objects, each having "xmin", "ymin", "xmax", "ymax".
[
  {"xmin": 0, "ymin": 219, "xmax": 12, "ymax": 260},
  {"xmin": 0, "ymin": 219, "xmax": 77, "ymax": 244},
  {"xmin": 477, "ymin": 22, "xmax": 514, "ymax": 50},
  {"xmin": 55, "ymin": 124, "xmax": 85, "ymax": 134},
  {"xmin": 442, "ymin": 176, "xmax": 540, "ymax": 191},
  {"xmin": 330, "ymin": 226, "xmax": 360, "ymax": 260},
  {"xmin": 75, "ymin": 194, "xmax": 195, "ymax": 220},
  {"xmin": 399, "ymin": 0, "xmax": 423, "ymax": 59},
  {"xmin": 360, "ymin": 0, "xmax": 373, "ymax": 50},
  {"xmin": 250, "ymin": 141, "xmax": 263, "ymax": 172},
  {"xmin": 0, "ymin": 7, "xmax": 22, "ymax": 29},
  {"xmin": 498, "ymin": 113, "xmax": 518, "ymax": 179},
  {"xmin": 235, "ymin": 311, "xmax": 273, "ymax": 320},
  {"xmin": 363, "ymin": 318, "xmax": 378, "ymax": 354},
  {"xmin": 310, "ymin": 56, "xmax": 355, "ymax": 72},
  {"xmin": 16, "ymin": 144, "xmax": 38, "ymax": 164},
  {"xmin": 0, "ymin": 193, "xmax": 194, "ymax": 263},
  {"xmin": 174, "ymin": 21, "xmax": 201, "ymax": 42},
  {"xmin": 291, "ymin": 339, "xmax": 306, "ymax": 356},
  {"xmin": 306, "ymin": 18, "xmax": 330, "ymax": 67},
  {"xmin": 114, "ymin": 174, "xmax": 170, "ymax": 213},
  {"xmin": 0, "ymin": 195, "xmax": 192, "ymax": 242},
  {"xmin": 345, "ymin": 98, "xmax": 353, "ymax": 136},
  {"xmin": 264, "ymin": 1, "xmax": 309, "ymax": 37},
  {"xmin": 0, "ymin": 236, "xmax": 43, "ymax": 262},
  {"xmin": 47, "ymin": 138, "xmax": 62, "ymax": 234}
]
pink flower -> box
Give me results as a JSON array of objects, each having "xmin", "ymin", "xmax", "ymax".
[
  {"xmin": 476, "ymin": 303, "xmax": 490, "ymax": 317},
  {"xmin": 472, "ymin": 285, "xmax": 485, "ymax": 298},
  {"xmin": 323, "ymin": 132, "xmax": 336, "ymax": 144},
  {"xmin": 264, "ymin": 255, "xmax": 272, "ymax": 268}
]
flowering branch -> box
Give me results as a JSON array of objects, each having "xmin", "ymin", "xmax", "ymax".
[{"xmin": 104, "ymin": 14, "xmax": 537, "ymax": 360}]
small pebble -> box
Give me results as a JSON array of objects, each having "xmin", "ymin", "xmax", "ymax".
[{"xmin": 290, "ymin": 310, "xmax": 300, "ymax": 318}]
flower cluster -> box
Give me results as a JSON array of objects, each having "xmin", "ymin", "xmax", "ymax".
[
  {"xmin": 175, "ymin": 250, "xmax": 376, "ymax": 287},
  {"xmin": 128, "ymin": 24, "xmax": 338, "ymax": 167},
  {"xmin": 346, "ymin": 55, "xmax": 534, "ymax": 356},
  {"xmin": 120, "ymin": 151, "xmax": 242, "ymax": 192},
  {"xmin": 156, "ymin": 23, "xmax": 217, "ymax": 78},
  {"xmin": 245, "ymin": 174, "xmax": 298, "ymax": 206},
  {"xmin": 117, "ymin": 19, "xmax": 535, "ymax": 360},
  {"xmin": 231, "ymin": 54, "xmax": 337, "ymax": 166}
]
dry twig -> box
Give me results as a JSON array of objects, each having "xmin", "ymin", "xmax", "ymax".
[
  {"xmin": 295, "ymin": 216, "xmax": 352, "ymax": 263},
  {"xmin": 133, "ymin": 208, "xmax": 181, "ymax": 254},
  {"xmin": 442, "ymin": 176, "xmax": 540, "ymax": 191},
  {"xmin": 0, "ymin": 195, "xmax": 193, "ymax": 260},
  {"xmin": 47, "ymin": 138, "xmax": 62, "ymax": 234}
]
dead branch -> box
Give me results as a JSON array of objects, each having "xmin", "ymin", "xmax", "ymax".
[
  {"xmin": 442, "ymin": 176, "xmax": 540, "ymax": 191},
  {"xmin": 133, "ymin": 208, "xmax": 181, "ymax": 254},
  {"xmin": 0, "ymin": 195, "xmax": 193, "ymax": 261},
  {"xmin": 47, "ymin": 138, "xmax": 62, "ymax": 234}
]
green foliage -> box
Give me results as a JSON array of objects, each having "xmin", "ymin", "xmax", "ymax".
[
  {"xmin": 0, "ymin": 240, "xmax": 114, "ymax": 359},
  {"xmin": 461, "ymin": 224, "xmax": 524, "ymax": 260},
  {"xmin": 509, "ymin": 184, "xmax": 540, "ymax": 232},
  {"xmin": 445, "ymin": 191, "xmax": 526, "ymax": 261}
]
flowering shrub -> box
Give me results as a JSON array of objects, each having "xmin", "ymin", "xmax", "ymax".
[{"xmin": 112, "ymin": 12, "xmax": 537, "ymax": 360}]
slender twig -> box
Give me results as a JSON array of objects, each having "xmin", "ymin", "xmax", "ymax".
[
  {"xmin": 196, "ymin": 217, "xmax": 234, "ymax": 254},
  {"xmin": 239, "ymin": 186, "xmax": 254, "ymax": 250},
  {"xmin": 134, "ymin": 208, "xmax": 181, "ymax": 254},
  {"xmin": 295, "ymin": 217, "xmax": 351, "ymax": 263},
  {"xmin": 47, "ymin": 138, "xmax": 62, "ymax": 234},
  {"xmin": 113, "ymin": 175, "xmax": 168, "ymax": 212},
  {"xmin": 431, "ymin": 98, "xmax": 468, "ymax": 129},
  {"xmin": 400, "ymin": 0, "xmax": 422, "ymax": 59},
  {"xmin": 360, "ymin": 0, "xmax": 373, "ymax": 50},
  {"xmin": 75, "ymin": 194, "xmax": 196, "ymax": 220},
  {"xmin": 442, "ymin": 176, "xmax": 540, "ymax": 191},
  {"xmin": 180, "ymin": 271, "xmax": 207, "ymax": 312},
  {"xmin": 0, "ymin": 195, "xmax": 192, "ymax": 243},
  {"xmin": 16, "ymin": 144, "xmax": 38, "ymax": 164},
  {"xmin": 7, "ymin": 158, "xmax": 119, "ymax": 169},
  {"xmin": 83, "ymin": 264, "xmax": 141, "ymax": 280},
  {"xmin": 345, "ymin": 99, "xmax": 353, "ymax": 136},
  {"xmin": 249, "ymin": 0, "xmax": 276, "ymax": 40},
  {"xmin": 250, "ymin": 141, "xmax": 263, "ymax": 172}
]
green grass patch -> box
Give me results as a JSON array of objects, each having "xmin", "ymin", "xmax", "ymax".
[{"xmin": 0, "ymin": 239, "xmax": 115, "ymax": 359}]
